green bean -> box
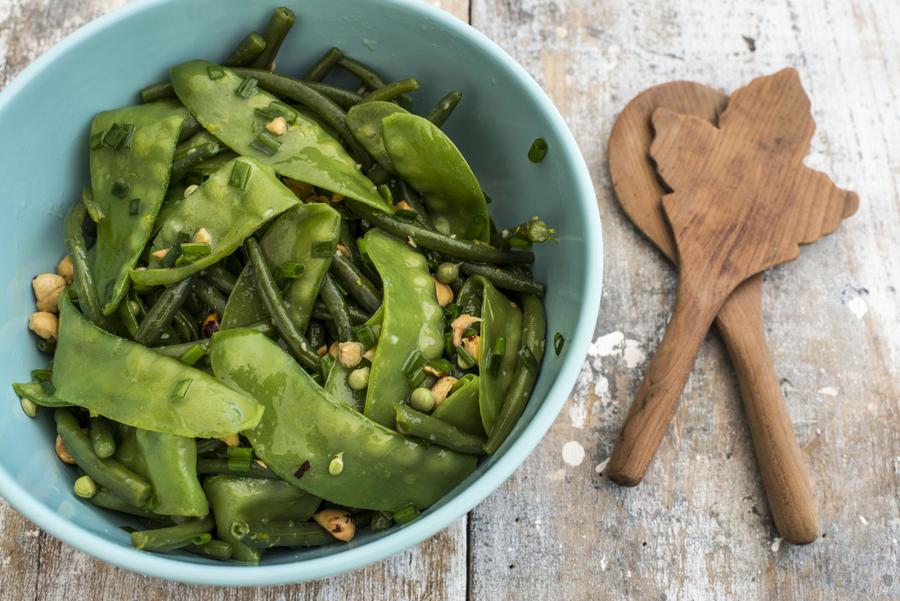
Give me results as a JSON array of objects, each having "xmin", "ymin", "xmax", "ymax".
[
  {"xmin": 117, "ymin": 296, "xmax": 141, "ymax": 339},
  {"xmin": 140, "ymin": 81, "xmax": 175, "ymax": 103},
  {"xmin": 425, "ymin": 90, "xmax": 463, "ymax": 127},
  {"xmin": 152, "ymin": 337, "xmax": 210, "ymax": 359},
  {"xmin": 329, "ymin": 253, "xmax": 382, "ymax": 314},
  {"xmin": 251, "ymin": 6, "xmax": 295, "ymax": 70},
  {"xmin": 171, "ymin": 142, "xmax": 222, "ymax": 182},
  {"xmin": 242, "ymin": 520, "xmax": 335, "ymax": 549},
  {"xmin": 312, "ymin": 300, "xmax": 369, "ymax": 325},
  {"xmin": 352, "ymin": 202, "xmax": 535, "ymax": 265},
  {"xmin": 361, "ymin": 78, "xmax": 420, "ymax": 103},
  {"xmin": 64, "ymin": 200, "xmax": 114, "ymax": 329},
  {"xmin": 245, "ymin": 238, "xmax": 321, "ymax": 371},
  {"xmin": 484, "ymin": 294, "xmax": 546, "ymax": 454},
  {"xmin": 304, "ymin": 47, "xmax": 344, "ymax": 81},
  {"xmin": 172, "ymin": 309, "xmax": 197, "ymax": 342},
  {"xmin": 130, "ymin": 515, "xmax": 214, "ymax": 551},
  {"xmin": 89, "ymin": 416, "xmax": 116, "ymax": 459},
  {"xmin": 337, "ymin": 56, "xmax": 388, "ymax": 90},
  {"xmin": 189, "ymin": 539, "xmax": 234, "ymax": 561},
  {"xmin": 87, "ymin": 489, "xmax": 158, "ymax": 519},
  {"xmin": 194, "ymin": 277, "xmax": 228, "ymax": 315},
  {"xmin": 319, "ymin": 274, "xmax": 353, "ymax": 341},
  {"xmin": 394, "ymin": 403, "xmax": 486, "ymax": 455},
  {"xmin": 459, "ymin": 262, "xmax": 545, "ymax": 296},
  {"xmin": 303, "ymin": 81, "xmax": 362, "ymax": 109},
  {"xmin": 339, "ymin": 221, "xmax": 364, "ymax": 268},
  {"xmin": 196, "ymin": 457, "xmax": 278, "ymax": 479},
  {"xmin": 195, "ymin": 439, "xmax": 225, "ymax": 455},
  {"xmin": 55, "ymin": 409, "xmax": 152, "ymax": 507},
  {"xmin": 177, "ymin": 113, "xmax": 202, "ymax": 143},
  {"xmin": 202, "ymin": 265, "xmax": 237, "ymax": 295},
  {"xmin": 234, "ymin": 68, "xmax": 372, "ymax": 169},
  {"xmin": 224, "ymin": 31, "xmax": 267, "ymax": 67},
  {"xmin": 134, "ymin": 277, "xmax": 196, "ymax": 346}
]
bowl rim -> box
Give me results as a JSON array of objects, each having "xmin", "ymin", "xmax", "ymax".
[{"xmin": 0, "ymin": 0, "xmax": 603, "ymax": 586}]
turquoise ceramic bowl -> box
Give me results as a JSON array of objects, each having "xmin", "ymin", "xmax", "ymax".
[{"xmin": 0, "ymin": 0, "xmax": 601, "ymax": 586}]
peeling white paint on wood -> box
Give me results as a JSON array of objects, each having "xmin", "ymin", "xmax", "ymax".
[{"xmin": 1, "ymin": 0, "xmax": 898, "ymax": 600}]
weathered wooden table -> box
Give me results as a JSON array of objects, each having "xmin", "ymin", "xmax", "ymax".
[{"xmin": 1, "ymin": 1, "xmax": 897, "ymax": 599}]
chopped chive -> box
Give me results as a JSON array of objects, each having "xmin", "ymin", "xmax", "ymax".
[
  {"xmin": 255, "ymin": 100, "xmax": 298, "ymax": 124},
  {"xmin": 509, "ymin": 236, "xmax": 531, "ymax": 250},
  {"xmin": 427, "ymin": 358, "xmax": 453, "ymax": 374},
  {"xmin": 229, "ymin": 160, "xmax": 252, "ymax": 190},
  {"xmin": 442, "ymin": 302, "xmax": 460, "ymax": 320},
  {"xmin": 90, "ymin": 133, "xmax": 104, "ymax": 150},
  {"xmin": 173, "ymin": 379, "xmax": 192, "ymax": 399},
  {"xmin": 352, "ymin": 323, "xmax": 381, "ymax": 348},
  {"xmin": 249, "ymin": 131, "xmax": 282, "ymax": 156},
  {"xmin": 207, "ymin": 64, "xmax": 225, "ymax": 80},
  {"xmin": 371, "ymin": 511, "xmax": 394, "ymax": 532},
  {"xmin": 456, "ymin": 345, "xmax": 476, "ymax": 369},
  {"xmin": 486, "ymin": 336, "xmax": 506, "ymax": 374},
  {"xmin": 226, "ymin": 456, "xmax": 251, "ymax": 472},
  {"xmin": 528, "ymin": 137, "xmax": 548, "ymax": 162},
  {"xmin": 276, "ymin": 261, "xmax": 305, "ymax": 279},
  {"xmin": 392, "ymin": 503, "xmax": 420, "ymax": 525},
  {"xmin": 227, "ymin": 446, "xmax": 253, "ymax": 460},
  {"xmin": 111, "ymin": 179, "xmax": 130, "ymax": 198},
  {"xmin": 129, "ymin": 198, "xmax": 141, "ymax": 216},
  {"xmin": 394, "ymin": 209, "xmax": 418, "ymax": 222},
  {"xmin": 377, "ymin": 184, "xmax": 393, "ymax": 204},
  {"xmin": 180, "ymin": 242, "xmax": 212, "ymax": 257},
  {"xmin": 519, "ymin": 346, "xmax": 538, "ymax": 371},
  {"xmin": 30, "ymin": 368, "xmax": 52, "ymax": 381},
  {"xmin": 178, "ymin": 343, "xmax": 206, "ymax": 366},
  {"xmin": 192, "ymin": 533, "xmax": 213, "ymax": 546},
  {"xmin": 553, "ymin": 332, "xmax": 565, "ymax": 356},
  {"xmin": 235, "ymin": 77, "xmax": 258, "ymax": 99},
  {"xmin": 402, "ymin": 349, "xmax": 426, "ymax": 387},
  {"xmin": 101, "ymin": 123, "xmax": 134, "ymax": 150},
  {"xmin": 121, "ymin": 123, "xmax": 135, "ymax": 150},
  {"xmin": 311, "ymin": 240, "xmax": 335, "ymax": 258},
  {"xmin": 161, "ymin": 232, "xmax": 190, "ymax": 268}
]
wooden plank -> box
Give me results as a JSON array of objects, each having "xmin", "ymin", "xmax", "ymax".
[
  {"xmin": 468, "ymin": 0, "xmax": 900, "ymax": 599},
  {"xmin": 0, "ymin": 1, "xmax": 470, "ymax": 599}
]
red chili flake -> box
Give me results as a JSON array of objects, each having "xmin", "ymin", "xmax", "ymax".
[{"xmin": 294, "ymin": 460, "xmax": 311, "ymax": 479}]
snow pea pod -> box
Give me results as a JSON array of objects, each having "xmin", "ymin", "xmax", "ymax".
[
  {"xmin": 132, "ymin": 157, "xmax": 297, "ymax": 287},
  {"xmin": 170, "ymin": 60, "xmax": 389, "ymax": 213},
  {"xmin": 203, "ymin": 475, "xmax": 321, "ymax": 564},
  {"xmin": 89, "ymin": 100, "xmax": 188, "ymax": 314},
  {"xmin": 459, "ymin": 276, "xmax": 523, "ymax": 432},
  {"xmin": 11, "ymin": 381, "xmax": 70, "ymax": 408},
  {"xmin": 381, "ymin": 113, "xmax": 490, "ymax": 241},
  {"xmin": 346, "ymin": 101, "xmax": 407, "ymax": 173},
  {"xmin": 51, "ymin": 294, "xmax": 263, "ymax": 438},
  {"xmin": 432, "ymin": 374, "xmax": 484, "ymax": 437},
  {"xmin": 363, "ymin": 230, "xmax": 444, "ymax": 427},
  {"xmin": 116, "ymin": 426, "xmax": 209, "ymax": 517},
  {"xmin": 209, "ymin": 328, "xmax": 476, "ymax": 511},
  {"xmin": 222, "ymin": 204, "xmax": 340, "ymax": 332}
]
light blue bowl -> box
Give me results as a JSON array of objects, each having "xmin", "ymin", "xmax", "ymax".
[{"xmin": 0, "ymin": 0, "xmax": 601, "ymax": 586}]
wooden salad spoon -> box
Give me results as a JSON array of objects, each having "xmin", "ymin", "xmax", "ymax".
[
  {"xmin": 604, "ymin": 70, "xmax": 859, "ymax": 535},
  {"xmin": 607, "ymin": 80, "xmax": 847, "ymax": 543}
]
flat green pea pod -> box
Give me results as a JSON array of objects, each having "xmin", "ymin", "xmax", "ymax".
[
  {"xmin": 51, "ymin": 294, "xmax": 263, "ymax": 438},
  {"xmin": 11, "ymin": 381, "xmax": 71, "ymax": 408},
  {"xmin": 222, "ymin": 204, "xmax": 340, "ymax": 332},
  {"xmin": 346, "ymin": 101, "xmax": 407, "ymax": 173},
  {"xmin": 115, "ymin": 426, "xmax": 208, "ymax": 517},
  {"xmin": 170, "ymin": 60, "xmax": 390, "ymax": 213},
  {"xmin": 432, "ymin": 374, "xmax": 484, "ymax": 437},
  {"xmin": 381, "ymin": 113, "xmax": 490, "ymax": 241},
  {"xmin": 132, "ymin": 157, "xmax": 297, "ymax": 287},
  {"xmin": 89, "ymin": 100, "xmax": 188, "ymax": 314},
  {"xmin": 203, "ymin": 475, "xmax": 321, "ymax": 564},
  {"xmin": 363, "ymin": 230, "xmax": 444, "ymax": 427},
  {"xmin": 458, "ymin": 276, "xmax": 523, "ymax": 433},
  {"xmin": 209, "ymin": 328, "xmax": 476, "ymax": 511}
]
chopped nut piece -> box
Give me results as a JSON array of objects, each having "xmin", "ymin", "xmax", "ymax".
[
  {"xmin": 56, "ymin": 255, "xmax": 74, "ymax": 285},
  {"xmin": 363, "ymin": 347, "xmax": 376, "ymax": 362},
  {"xmin": 55, "ymin": 435, "xmax": 75, "ymax": 464},
  {"xmin": 32, "ymin": 273, "xmax": 66, "ymax": 313},
  {"xmin": 338, "ymin": 341, "xmax": 364, "ymax": 368},
  {"xmin": 434, "ymin": 278, "xmax": 453, "ymax": 307},
  {"xmin": 193, "ymin": 227, "xmax": 213, "ymax": 245},
  {"xmin": 463, "ymin": 335, "xmax": 481, "ymax": 361},
  {"xmin": 328, "ymin": 341, "xmax": 339, "ymax": 358},
  {"xmin": 431, "ymin": 376, "xmax": 458, "ymax": 406},
  {"xmin": 265, "ymin": 116, "xmax": 288, "ymax": 136},
  {"xmin": 219, "ymin": 433, "xmax": 240, "ymax": 447},
  {"xmin": 316, "ymin": 345, "xmax": 329, "ymax": 357},
  {"xmin": 394, "ymin": 200, "xmax": 414, "ymax": 212},
  {"xmin": 151, "ymin": 247, "xmax": 171, "ymax": 261},
  {"xmin": 29, "ymin": 311, "xmax": 58, "ymax": 340},
  {"xmin": 336, "ymin": 244, "xmax": 350, "ymax": 258},
  {"xmin": 330, "ymin": 193, "xmax": 344, "ymax": 203},
  {"xmin": 313, "ymin": 508, "xmax": 355, "ymax": 542},
  {"xmin": 451, "ymin": 314, "xmax": 482, "ymax": 347}
]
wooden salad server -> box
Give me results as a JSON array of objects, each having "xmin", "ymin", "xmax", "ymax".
[
  {"xmin": 605, "ymin": 69, "xmax": 859, "ymax": 501},
  {"xmin": 607, "ymin": 80, "xmax": 846, "ymax": 543}
]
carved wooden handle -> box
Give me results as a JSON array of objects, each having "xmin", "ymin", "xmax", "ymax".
[
  {"xmin": 607, "ymin": 278, "xmax": 724, "ymax": 486},
  {"xmin": 717, "ymin": 275, "xmax": 819, "ymax": 544}
]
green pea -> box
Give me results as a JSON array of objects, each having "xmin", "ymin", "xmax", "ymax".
[
  {"xmin": 73, "ymin": 475, "xmax": 97, "ymax": 499},
  {"xmin": 410, "ymin": 388, "xmax": 435, "ymax": 413},
  {"xmin": 436, "ymin": 262, "xmax": 460, "ymax": 284},
  {"xmin": 348, "ymin": 367, "xmax": 370, "ymax": 391}
]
